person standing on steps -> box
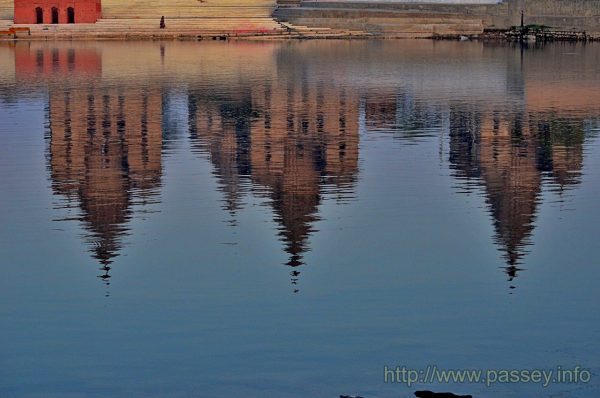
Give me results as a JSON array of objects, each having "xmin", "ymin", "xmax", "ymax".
[{"xmin": 160, "ymin": 16, "xmax": 166, "ymax": 29}]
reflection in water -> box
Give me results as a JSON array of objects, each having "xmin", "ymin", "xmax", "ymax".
[
  {"xmin": 4, "ymin": 41, "xmax": 598, "ymax": 293},
  {"xmin": 363, "ymin": 90, "xmax": 443, "ymax": 142},
  {"xmin": 39, "ymin": 46, "xmax": 163, "ymax": 290},
  {"xmin": 188, "ymin": 67, "xmax": 359, "ymax": 291},
  {"xmin": 448, "ymin": 110, "xmax": 587, "ymax": 280},
  {"xmin": 49, "ymin": 86, "xmax": 163, "ymax": 288}
]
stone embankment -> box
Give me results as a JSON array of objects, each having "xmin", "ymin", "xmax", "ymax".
[
  {"xmin": 274, "ymin": 6, "xmax": 485, "ymax": 38},
  {"xmin": 2, "ymin": 0, "xmax": 600, "ymax": 41},
  {"xmin": 0, "ymin": 17, "xmax": 373, "ymax": 40},
  {"xmin": 0, "ymin": 0, "xmax": 487, "ymax": 40}
]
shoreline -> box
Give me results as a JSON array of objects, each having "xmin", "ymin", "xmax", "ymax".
[
  {"xmin": 3, "ymin": 30, "xmax": 599, "ymax": 42},
  {"xmin": 2, "ymin": 19, "xmax": 598, "ymax": 42},
  {"xmin": 3, "ymin": 0, "xmax": 600, "ymax": 42},
  {"xmin": 0, "ymin": 17, "xmax": 377, "ymax": 40}
]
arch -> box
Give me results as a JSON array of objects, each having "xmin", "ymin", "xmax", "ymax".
[
  {"xmin": 67, "ymin": 7, "xmax": 75, "ymax": 23},
  {"xmin": 51, "ymin": 7, "xmax": 59, "ymax": 24},
  {"xmin": 35, "ymin": 7, "xmax": 43, "ymax": 24}
]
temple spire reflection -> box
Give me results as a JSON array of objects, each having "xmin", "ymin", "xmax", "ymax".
[
  {"xmin": 36, "ymin": 43, "xmax": 163, "ymax": 288},
  {"xmin": 188, "ymin": 76, "xmax": 358, "ymax": 291},
  {"xmin": 449, "ymin": 107, "xmax": 586, "ymax": 281}
]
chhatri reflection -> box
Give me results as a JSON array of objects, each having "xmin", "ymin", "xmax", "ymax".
[
  {"xmin": 448, "ymin": 110, "xmax": 588, "ymax": 281},
  {"xmin": 187, "ymin": 77, "xmax": 359, "ymax": 291},
  {"xmin": 2, "ymin": 39, "xmax": 600, "ymax": 398},
  {"xmin": 48, "ymin": 83, "xmax": 163, "ymax": 290},
  {"xmin": 3, "ymin": 40, "xmax": 597, "ymax": 294}
]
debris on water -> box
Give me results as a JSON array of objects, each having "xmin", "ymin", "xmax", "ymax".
[
  {"xmin": 415, "ymin": 391, "xmax": 473, "ymax": 398},
  {"xmin": 340, "ymin": 395, "xmax": 365, "ymax": 398}
]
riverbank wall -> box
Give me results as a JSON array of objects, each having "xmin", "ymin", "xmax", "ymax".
[
  {"xmin": 274, "ymin": 0, "xmax": 600, "ymax": 37},
  {"xmin": 1, "ymin": 0, "xmax": 599, "ymax": 40}
]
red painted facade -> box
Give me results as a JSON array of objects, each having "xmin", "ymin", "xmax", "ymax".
[{"xmin": 14, "ymin": 0, "xmax": 101, "ymax": 24}]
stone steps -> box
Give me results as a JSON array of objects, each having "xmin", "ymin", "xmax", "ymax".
[
  {"xmin": 101, "ymin": 0, "xmax": 275, "ymax": 9},
  {"xmin": 273, "ymin": 6, "xmax": 485, "ymax": 37},
  {"xmin": 0, "ymin": 0, "xmax": 277, "ymax": 20},
  {"xmin": 96, "ymin": 18, "xmax": 284, "ymax": 33},
  {"xmin": 0, "ymin": 0, "xmax": 12, "ymax": 20},
  {"xmin": 7, "ymin": 18, "xmax": 374, "ymax": 39},
  {"xmin": 284, "ymin": 14, "xmax": 485, "ymax": 25},
  {"xmin": 96, "ymin": 17, "xmax": 280, "ymax": 25},
  {"xmin": 101, "ymin": 9, "xmax": 276, "ymax": 19},
  {"xmin": 286, "ymin": 17, "xmax": 482, "ymax": 33},
  {"xmin": 300, "ymin": 1, "xmax": 499, "ymax": 12},
  {"xmin": 276, "ymin": 7, "xmax": 484, "ymax": 20},
  {"xmin": 6, "ymin": 17, "xmax": 287, "ymax": 38},
  {"xmin": 101, "ymin": 0, "xmax": 276, "ymax": 18},
  {"xmin": 279, "ymin": 21, "xmax": 371, "ymax": 37},
  {"xmin": 2, "ymin": 15, "xmax": 376, "ymax": 39}
]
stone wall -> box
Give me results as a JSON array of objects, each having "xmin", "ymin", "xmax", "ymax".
[
  {"xmin": 456, "ymin": 0, "xmax": 600, "ymax": 30},
  {"xmin": 288, "ymin": 0, "xmax": 600, "ymax": 31},
  {"xmin": 511, "ymin": 0, "xmax": 600, "ymax": 31}
]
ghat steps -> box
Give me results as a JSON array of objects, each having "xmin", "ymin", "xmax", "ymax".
[
  {"xmin": 101, "ymin": 0, "xmax": 276, "ymax": 19},
  {"xmin": 278, "ymin": 21, "xmax": 371, "ymax": 37},
  {"xmin": 2, "ymin": 18, "xmax": 285, "ymax": 38},
  {"xmin": 273, "ymin": 6, "xmax": 485, "ymax": 37},
  {"xmin": 1, "ymin": 0, "xmax": 484, "ymax": 38},
  {"xmin": 1, "ymin": 17, "xmax": 371, "ymax": 39},
  {"xmin": 0, "ymin": 0, "xmax": 11, "ymax": 20},
  {"xmin": 0, "ymin": 0, "xmax": 277, "ymax": 19}
]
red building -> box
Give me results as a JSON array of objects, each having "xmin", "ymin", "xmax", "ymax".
[{"xmin": 14, "ymin": 0, "xmax": 101, "ymax": 24}]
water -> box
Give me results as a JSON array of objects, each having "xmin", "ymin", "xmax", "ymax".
[{"xmin": 0, "ymin": 40, "xmax": 599, "ymax": 398}]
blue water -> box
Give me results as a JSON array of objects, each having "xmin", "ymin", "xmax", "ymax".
[{"xmin": 0, "ymin": 40, "xmax": 599, "ymax": 397}]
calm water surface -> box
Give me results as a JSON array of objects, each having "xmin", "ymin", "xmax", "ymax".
[{"xmin": 1, "ymin": 40, "xmax": 599, "ymax": 398}]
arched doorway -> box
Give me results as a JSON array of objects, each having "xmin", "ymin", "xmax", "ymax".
[
  {"xmin": 51, "ymin": 7, "xmax": 59, "ymax": 24},
  {"xmin": 35, "ymin": 7, "xmax": 43, "ymax": 24},
  {"xmin": 67, "ymin": 7, "xmax": 75, "ymax": 23}
]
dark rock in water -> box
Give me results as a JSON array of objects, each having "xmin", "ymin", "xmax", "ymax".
[
  {"xmin": 415, "ymin": 391, "xmax": 472, "ymax": 398},
  {"xmin": 340, "ymin": 395, "xmax": 365, "ymax": 398}
]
